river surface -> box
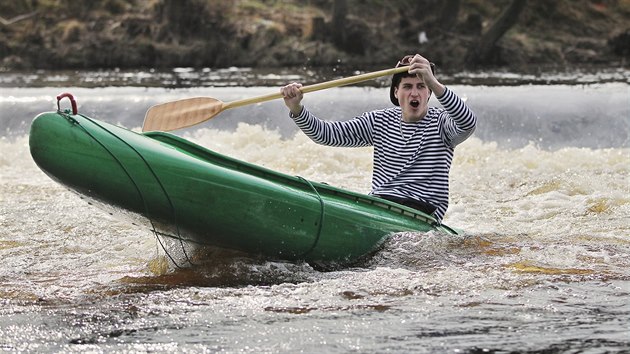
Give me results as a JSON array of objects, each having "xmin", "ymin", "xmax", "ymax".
[{"xmin": 0, "ymin": 68, "xmax": 629, "ymax": 353}]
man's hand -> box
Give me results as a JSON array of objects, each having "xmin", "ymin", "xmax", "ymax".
[
  {"xmin": 281, "ymin": 82, "xmax": 304, "ymax": 116},
  {"xmin": 408, "ymin": 54, "xmax": 445, "ymax": 97}
]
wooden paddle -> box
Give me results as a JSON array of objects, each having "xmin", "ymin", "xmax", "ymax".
[{"xmin": 142, "ymin": 66, "xmax": 409, "ymax": 132}]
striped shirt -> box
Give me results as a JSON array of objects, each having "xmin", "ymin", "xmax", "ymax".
[{"xmin": 291, "ymin": 87, "xmax": 477, "ymax": 222}]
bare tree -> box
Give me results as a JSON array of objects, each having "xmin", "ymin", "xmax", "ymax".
[
  {"xmin": 0, "ymin": 11, "xmax": 38, "ymax": 26},
  {"xmin": 466, "ymin": 0, "xmax": 527, "ymax": 65},
  {"xmin": 438, "ymin": 0, "xmax": 461, "ymax": 31},
  {"xmin": 331, "ymin": 0, "xmax": 348, "ymax": 47}
]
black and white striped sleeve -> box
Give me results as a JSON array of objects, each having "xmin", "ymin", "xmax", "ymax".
[
  {"xmin": 436, "ymin": 87, "xmax": 477, "ymax": 147},
  {"xmin": 291, "ymin": 107, "xmax": 374, "ymax": 147}
]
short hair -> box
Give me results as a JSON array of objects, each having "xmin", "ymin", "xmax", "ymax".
[{"xmin": 389, "ymin": 58, "xmax": 436, "ymax": 106}]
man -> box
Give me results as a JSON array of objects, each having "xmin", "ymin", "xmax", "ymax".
[{"xmin": 280, "ymin": 54, "xmax": 477, "ymax": 223}]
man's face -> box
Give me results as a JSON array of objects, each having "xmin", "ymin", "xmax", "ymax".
[{"xmin": 394, "ymin": 76, "xmax": 431, "ymax": 122}]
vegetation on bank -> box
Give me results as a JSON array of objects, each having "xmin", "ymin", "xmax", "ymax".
[{"xmin": 0, "ymin": 0, "xmax": 629, "ymax": 71}]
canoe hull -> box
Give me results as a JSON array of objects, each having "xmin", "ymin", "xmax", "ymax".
[{"xmin": 30, "ymin": 111, "xmax": 456, "ymax": 266}]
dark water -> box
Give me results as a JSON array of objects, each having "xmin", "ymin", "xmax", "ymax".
[
  {"xmin": 2, "ymin": 67, "xmax": 629, "ymax": 149},
  {"xmin": 0, "ymin": 68, "xmax": 629, "ymax": 353}
]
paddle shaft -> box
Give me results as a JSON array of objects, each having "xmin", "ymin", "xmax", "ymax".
[
  {"xmin": 142, "ymin": 66, "xmax": 411, "ymax": 132},
  {"xmin": 222, "ymin": 66, "xmax": 409, "ymax": 111}
]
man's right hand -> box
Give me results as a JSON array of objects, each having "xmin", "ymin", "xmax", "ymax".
[{"xmin": 281, "ymin": 82, "xmax": 304, "ymax": 116}]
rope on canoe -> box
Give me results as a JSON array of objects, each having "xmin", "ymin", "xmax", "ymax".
[
  {"xmin": 296, "ymin": 176, "xmax": 324, "ymax": 258},
  {"xmin": 65, "ymin": 112, "xmax": 194, "ymax": 269}
]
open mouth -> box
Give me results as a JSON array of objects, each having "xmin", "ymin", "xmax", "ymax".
[{"xmin": 410, "ymin": 100, "xmax": 420, "ymax": 108}]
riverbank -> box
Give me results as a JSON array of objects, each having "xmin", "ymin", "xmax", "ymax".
[
  {"xmin": 1, "ymin": 0, "xmax": 629, "ymax": 72},
  {"xmin": 2, "ymin": 66, "xmax": 629, "ymax": 90}
]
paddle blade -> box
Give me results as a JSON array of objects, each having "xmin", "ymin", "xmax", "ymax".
[{"xmin": 142, "ymin": 97, "xmax": 224, "ymax": 132}]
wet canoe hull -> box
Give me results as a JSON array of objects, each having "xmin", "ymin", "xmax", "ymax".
[{"xmin": 29, "ymin": 111, "xmax": 457, "ymax": 266}]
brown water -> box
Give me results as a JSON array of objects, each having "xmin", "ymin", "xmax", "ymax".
[{"xmin": 0, "ymin": 69, "xmax": 629, "ymax": 353}]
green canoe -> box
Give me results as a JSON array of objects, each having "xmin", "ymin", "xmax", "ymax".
[{"xmin": 29, "ymin": 100, "xmax": 458, "ymax": 267}]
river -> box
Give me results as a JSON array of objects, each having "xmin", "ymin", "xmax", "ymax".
[{"xmin": 0, "ymin": 67, "xmax": 629, "ymax": 353}]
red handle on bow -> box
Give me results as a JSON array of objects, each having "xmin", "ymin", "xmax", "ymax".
[{"xmin": 56, "ymin": 93, "xmax": 78, "ymax": 115}]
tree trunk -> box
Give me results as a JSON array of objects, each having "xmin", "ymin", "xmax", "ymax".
[
  {"xmin": 466, "ymin": 0, "xmax": 527, "ymax": 65},
  {"xmin": 331, "ymin": 0, "xmax": 348, "ymax": 47},
  {"xmin": 438, "ymin": 0, "xmax": 461, "ymax": 31},
  {"xmin": 159, "ymin": 0, "xmax": 207, "ymax": 36}
]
